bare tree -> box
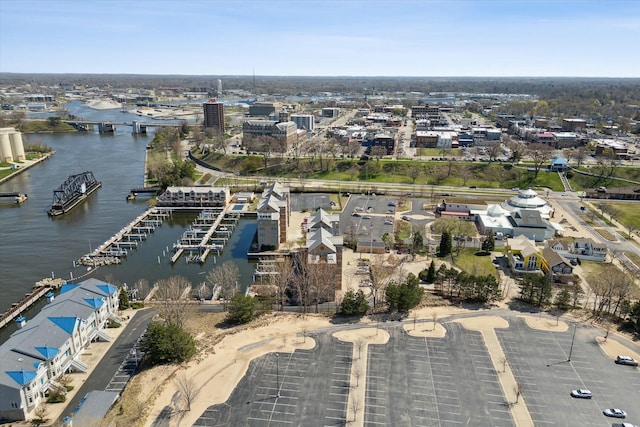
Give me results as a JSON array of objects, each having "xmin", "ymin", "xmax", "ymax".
[
  {"xmin": 526, "ymin": 143, "xmax": 554, "ymax": 178},
  {"xmin": 352, "ymin": 362, "xmax": 363, "ymax": 388},
  {"xmin": 499, "ymin": 356, "xmax": 508, "ymax": 373},
  {"xmin": 350, "ymin": 398, "xmax": 361, "ymax": 423},
  {"xmin": 369, "ymin": 254, "xmax": 397, "ymax": 308},
  {"xmin": 31, "ymin": 405, "xmax": 47, "ymax": 426},
  {"xmin": 266, "ymin": 258, "xmax": 294, "ymax": 311},
  {"xmin": 154, "ymin": 276, "xmax": 192, "ymax": 328},
  {"xmin": 174, "ymin": 371, "xmax": 199, "ymax": 411},
  {"xmin": 355, "ymin": 337, "xmax": 366, "ymax": 359},
  {"xmin": 206, "ymin": 261, "xmax": 240, "ymax": 309},
  {"xmin": 514, "ymin": 383, "xmax": 524, "ymax": 404}
]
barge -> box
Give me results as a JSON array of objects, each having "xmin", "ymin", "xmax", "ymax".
[{"xmin": 48, "ymin": 171, "xmax": 102, "ymax": 216}]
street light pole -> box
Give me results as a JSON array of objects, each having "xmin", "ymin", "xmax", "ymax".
[
  {"xmin": 567, "ymin": 323, "xmax": 577, "ymax": 362},
  {"xmin": 275, "ymin": 353, "xmax": 280, "ymax": 398}
]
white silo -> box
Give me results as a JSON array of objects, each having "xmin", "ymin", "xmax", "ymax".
[
  {"xmin": 9, "ymin": 130, "xmax": 25, "ymax": 161},
  {"xmin": 0, "ymin": 128, "xmax": 14, "ymax": 162}
]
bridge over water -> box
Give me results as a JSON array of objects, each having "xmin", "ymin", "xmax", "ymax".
[{"xmin": 64, "ymin": 120, "xmax": 185, "ymax": 134}]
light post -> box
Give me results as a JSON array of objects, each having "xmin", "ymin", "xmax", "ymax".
[
  {"xmin": 275, "ymin": 353, "xmax": 280, "ymax": 398},
  {"xmin": 567, "ymin": 323, "xmax": 577, "ymax": 362}
]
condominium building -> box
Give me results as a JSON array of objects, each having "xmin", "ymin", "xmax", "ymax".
[
  {"xmin": 0, "ymin": 279, "xmax": 120, "ymax": 422},
  {"xmin": 203, "ymin": 99, "xmax": 225, "ymax": 133},
  {"xmin": 256, "ymin": 183, "xmax": 290, "ymax": 250}
]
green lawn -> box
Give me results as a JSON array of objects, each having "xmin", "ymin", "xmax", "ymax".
[
  {"xmin": 452, "ymin": 248, "xmax": 499, "ymax": 278},
  {"xmin": 597, "ymin": 202, "xmax": 640, "ymax": 233}
]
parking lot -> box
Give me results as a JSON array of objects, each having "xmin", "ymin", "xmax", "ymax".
[
  {"xmin": 497, "ymin": 317, "xmax": 640, "ymax": 426},
  {"xmin": 366, "ymin": 325, "xmax": 513, "ymax": 426},
  {"xmin": 192, "ymin": 312, "xmax": 640, "ymax": 426},
  {"xmin": 193, "ymin": 334, "xmax": 352, "ymax": 426}
]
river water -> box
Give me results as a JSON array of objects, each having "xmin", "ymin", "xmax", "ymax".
[{"xmin": 0, "ymin": 101, "xmax": 257, "ymax": 322}]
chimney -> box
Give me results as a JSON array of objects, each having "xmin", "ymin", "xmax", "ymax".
[{"xmin": 16, "ymin": 316, "xmax": 26, "ymax": 328}]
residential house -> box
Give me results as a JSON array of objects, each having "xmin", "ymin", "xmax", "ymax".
[
  {"xmin": 573, "ymin": 238, "xmax": 607, "ymax": 261},
  {"xmin": 541, "ymin": 246, "xmax": 574, "ymax": 282},
  {"xmin": 504, "ymin": 235, "xmax": 543, "ymax": 274}
]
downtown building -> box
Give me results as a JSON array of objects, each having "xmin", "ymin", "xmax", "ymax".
[{"xmin": 203, "ymin": 98, "xmax": 225, "ymax": 134}]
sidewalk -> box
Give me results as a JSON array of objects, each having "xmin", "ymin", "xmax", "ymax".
[{"xmin": 33, "ymin": 308, "xmax": 141, "ymax": 426}]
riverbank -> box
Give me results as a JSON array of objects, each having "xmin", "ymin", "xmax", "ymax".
[{"xmin": 0, "ymin": 151, "xmax": 53, "ymax": 184}]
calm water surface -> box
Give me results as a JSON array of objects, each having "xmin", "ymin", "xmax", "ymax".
[{"xmin": 0, "ymin": 103, "xmax": 256, "ymax": 322}]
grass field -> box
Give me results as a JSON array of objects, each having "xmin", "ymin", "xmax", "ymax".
[{"xmin": 452, "ymin": 248, "xmax": 499, "ymax": 278}]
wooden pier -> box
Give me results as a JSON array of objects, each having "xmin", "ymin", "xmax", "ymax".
[
  {"xmin": 79, "ymin": 208, "xmax": 171, "ymax": 265},
  {"xmin": 0, "ymin": 279, "xmax": 64, "ymax": 330},
  {"xmin": 170, "ymin": 207, "xmax": 240, "ymax": 264}
]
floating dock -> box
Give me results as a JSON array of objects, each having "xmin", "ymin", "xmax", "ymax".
[
  {"xmin": 78, "ymin": 208, "xmax": 172, "ymax": 266},
  {"xmin": 170, "ymin": 207, "xmax": 240, "ymax": 264}
]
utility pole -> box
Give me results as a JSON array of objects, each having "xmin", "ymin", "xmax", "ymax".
[{"xmin": 567, "ymin": 323, "xmax": 577, "ymax": 362}]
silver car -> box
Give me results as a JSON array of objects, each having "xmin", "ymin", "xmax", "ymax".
[
  {"xmin": 615, "ymin": 355, "xmax": 639, "ymax": 367},
  {"xmin": 603, "ymin": 408, "xmax": 627, "ymax": 418},
  {"xmin": 570, "ymin": 389, "xmax": 592, "ymax": 399}
]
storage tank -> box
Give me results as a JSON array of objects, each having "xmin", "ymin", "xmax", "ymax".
[
  {"xmin": 0, "ymin": 128, "xmax": 13, "ymax": 162},
  {"xmin": 9, "ymin": 131, "xmax": 25, "ymax": 161}
]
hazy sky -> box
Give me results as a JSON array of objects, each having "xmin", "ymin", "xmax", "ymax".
[{"xmin": 1, "ymin": 0, "xmax": 639, "ymax": 77}]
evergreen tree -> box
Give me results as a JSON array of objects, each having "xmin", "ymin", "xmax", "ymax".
[
  {"xmin": 481, "ymin": 231, "xmax": 495, "ymax": 253},
  {"xmin": 226, "ymin": 294, "xmax": 257, "ymax": 325},
  {"xmin": 339, "ymin": 289, "xmax": 369, "ymax": 316},
  {"xmin": 386, "ymin": 274, "xmax": 424, "ymax": 312},
  {"xmin": 412, "ymin": 231, "xmax": 424, "ymax": 254},
  {"xmin": 118, "ymin": 287, "xmax": 130, "ymax": 310},
  {"xmin": 438, "ymin": 230, "xmax": 452, "ymax": 257},
  {"xmin": 426, "ymin": 260, "xmax": 437, "ymax": 283},
  {"xmin": 554, "ymin": 289, "xmax": 572, "ymax": 311},
  {"xmin": 140, "ymin": 322, "xmax": 197, "ymax": 366}
]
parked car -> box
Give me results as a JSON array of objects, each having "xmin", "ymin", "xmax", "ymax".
[
  {"xmin": 570, "ymin": 389, "xmax": 592, "ymax": 399},
  {"xmin": 603, "ymin": 409, "xmax": 627, "ymax": 418},
  {"xmin": 615, "ymin": 355, "xmax": 639, "ymax": 366},
  {"xmin": 362, "ymin": 215, "xmax": 371, "ymax": 219}
]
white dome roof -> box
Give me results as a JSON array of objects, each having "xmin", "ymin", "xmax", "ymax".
[{"xmin": 508, "ymin": 189, "xmax": 549, "ymax": 209}]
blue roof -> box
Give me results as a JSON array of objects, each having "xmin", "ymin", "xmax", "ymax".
[
  {"xmin": 551, "ymin": 156, "xmax": 568, "ymax": 164},
  {"xmin": 35, "ymin": 346, "xmax": 60, "ymax": 359},
  {"xmin": 6, "ymin": 370, "xmax": 37, "ymax": 386},
  {"xmin": 97, "ymin": 284, "xmax": 117, "ymax": 296},
  {"xmin": 48, "ymin": 316, "xmax": 78, "ymax": 334},
  {"xmin": 60, "ymin": 283, "xmax": 80, "ymax": 294},
  {"xmin": 84, "ymin": 297, "xmax": 104, "ymax": 309}
]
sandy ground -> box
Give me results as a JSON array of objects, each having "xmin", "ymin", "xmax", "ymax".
[
  {"xmin": 134, "ymin": 307, "xmax": 640, "ymax": 427},
  {"xmin": 85, "ymin": 99, "xmax": 122, "ymax": 110}
]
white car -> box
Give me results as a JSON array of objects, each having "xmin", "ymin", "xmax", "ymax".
[
  {"xmin": 603, "ymin": 408, "xmax": 627, "ymax": 418},
  {"xmin": 615, "ymin": 355, "xmax": 639, "ymax": 367},
  {"xmin": 570, "ymin": 389, "xmax": 592, "ymax": 399}
]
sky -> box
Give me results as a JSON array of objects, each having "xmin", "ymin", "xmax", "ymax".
[{"xmin": 1, "ymin": 0, "xmax": 639, "ymax": 77}]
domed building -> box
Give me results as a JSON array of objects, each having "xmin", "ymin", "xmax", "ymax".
[{"xmin": 501, "ymin": 189, "xmax": 554, "ymax": 219}]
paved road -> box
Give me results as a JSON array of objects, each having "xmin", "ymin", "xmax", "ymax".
[{"xmin": 56, "ymin": 309, "xmax": 155, "ymax": 423}]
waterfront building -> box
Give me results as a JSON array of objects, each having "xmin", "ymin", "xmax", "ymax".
[
  {"xmin": 305, "ymin": 209, "xmax": 343, "ymax": 296},
  {"xmin": 203, "ymin": 99, "xmax": 225, "ymax": 134},
  {"xmin": 156, "ymin": 186, "xmax": 230, "ymax": 208},
  {"xmin": 249, "ymin": 102, "xmax": 278, "ymax": 117},
  {"xmin": 256, "ymin": 183, "xmax": 290, "ymax": 250},
  {"xmin": 0, "ymin": 279, "xmax": 119, "ymax": 422}
]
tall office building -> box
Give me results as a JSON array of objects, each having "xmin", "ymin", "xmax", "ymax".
[{"xmin": 203, "ymin": 98, "xmax": 225, "ymax": 133}]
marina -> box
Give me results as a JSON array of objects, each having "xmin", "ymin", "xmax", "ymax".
[
  {"xmin": 171, "ymin": 207, "xmax": 241, "ymax": 264},
  {"xmin": 78, "ymin": 208, "xmax": 172, "ymax": 266}
]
